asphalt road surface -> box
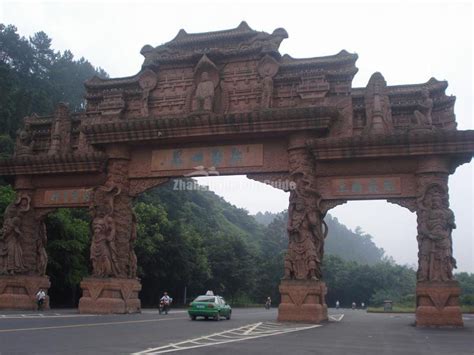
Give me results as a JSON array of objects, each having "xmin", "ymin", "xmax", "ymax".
[{"xmin": 0, "ymin": 308, "xmax": 473, "ymax": 354}]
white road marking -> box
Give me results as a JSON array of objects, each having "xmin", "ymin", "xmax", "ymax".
[
  {"xmin": 132, "ymin": 322, "xmax": 321, "ymax": 354},
  {"xmin": 0, "ymin": 314, "xmax": 187, "ymax": 333},
  {"xmin": 0, "ymin": 314, "xmax": 98, "ymax": 319},
  {"xmin": 0, "ymin": 310, "xmax": 187, "ymax": 319},
  {"xmin": 329, "ymin": 314, "xmax": 345, "ymax": 322},
  {"xmin": 243, "ymin": 321, "xmax": 262, "ymax": 335}
]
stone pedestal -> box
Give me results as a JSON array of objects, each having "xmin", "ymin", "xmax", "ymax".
[
  {"xmin": 278, "ymin": 279, "xmax": 328, "ymax": 323},
  {"xmin": 415, "ymin": 281, "xmax": 463, "ymax": 327},
  {"xmin": 79, "ymin": 277, "xmax": 141, "ymax": 314},
  {"xmin": 0, "ymin": 275, "xmax": 51, "ymax": 310}
]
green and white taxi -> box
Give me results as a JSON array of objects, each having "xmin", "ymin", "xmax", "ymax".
[{"xmin": 188, "ymin": 293, "xmax": 232, "ymax": 321}]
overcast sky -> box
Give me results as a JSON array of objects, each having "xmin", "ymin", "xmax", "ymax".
[{"xmin": 1, "ymin": 0, "xmax": 472, "ymax": 272}]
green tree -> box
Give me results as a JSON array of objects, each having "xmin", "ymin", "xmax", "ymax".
[{"xmin": 45, "ymin": 209, "xmax": 90, "ymax": 306}]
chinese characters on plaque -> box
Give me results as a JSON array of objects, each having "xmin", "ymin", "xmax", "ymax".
[
  {"xmin": 43, "ymin": 189, "xmax": 92, "ymax": 206},
  {"xmin": 151, "ymin": 144, "xmax": 264, "ymax": 172},
  {"xmin": 332, "ymin": 177, "xmax": 401, "ymax": 197}
]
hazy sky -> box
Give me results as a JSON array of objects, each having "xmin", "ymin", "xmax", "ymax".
[{"xmin": 1, "ymin": 0, "xmax": 472, "ymax": 272}]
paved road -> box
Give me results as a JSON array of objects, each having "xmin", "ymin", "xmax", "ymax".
[{"xmin": 0, "ymin": 308, "xmax": 472, "ymax": 354}]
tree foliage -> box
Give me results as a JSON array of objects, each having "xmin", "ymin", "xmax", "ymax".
[{"xmin": 0, "ymin": 24, "xmax": 107, "ymax": 138}]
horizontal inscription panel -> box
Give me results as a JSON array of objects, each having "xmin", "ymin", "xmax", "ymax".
[
  {"xmin": 331, "ymin": 177, "xmax": 401, "ymax": 197},
  {"xmin": 43, "ymin": 188, "xmax": 92, "ymax": 206},
  {"xmin": 151, "ymin": 144, "xmax": 264, "ymax": 172}
]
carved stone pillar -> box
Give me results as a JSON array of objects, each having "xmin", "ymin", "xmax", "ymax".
[
  {"xmin": 414, "ymin": 157, "xmax": 463, "ymax": 327},
  {"xmin": 278, "ymin": 133, "xmax": 328, "ymax": 323},
  {"xmin": 79, "ymin": 146, "xmax": 141, "ymax": 314},
  {"xmin": 0, "ymin": 176, "xmax": 51, "ymax": 310}
]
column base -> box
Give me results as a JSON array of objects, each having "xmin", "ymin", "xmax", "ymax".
[
  {"xmin": 415, "ymin": 280, "xmax": 463, "ymax": 327},
  {"xmin": 278, "ymin": 279, "xmax": 328, "ymax": 323},
  {"xmin": 79, "ymin": 277, "xmax": 142, "ymax": 314},
  {"xmin": 0, "ymin": 275, "xmax": 51, "ymax": 310}
]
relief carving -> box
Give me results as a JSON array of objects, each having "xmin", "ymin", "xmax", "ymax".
[
  {"xmin": 48, "ymin": 103, "xmax": 71, "ymax": 155},
  {"xmin": 257, "ymin": 55, "xmax": 279, "ymax": 109},
  {"xmin": 91, "ymin": 215, "xmax": 121, "ymax": 277},
  {"xmin": 0, "ymin": 193, "xmax": 47, "ymax": 276},
  {"xmin": 412, "ymin": 89, "xmax": 434, "ymax": 129},
  {"xmin": 416, "ymin": 182, "xmax": 456, "ymax": 282},
  {"xmin": 138, "ymin": 69, "xmax": 158, "ymax": 117},
  {"xmin": 0, "ymin": 214, "xmax": 25, "ymax": 275},
  {"xmin": 284, "ymin": 149, "xmax": 327, "ymax": 281},
  {"xmin": 191, "ymin": 55, "xmax": 219, "ymax": 113},
  {"xmin": 14, "ymin": 120, "xmax": 35, "ymax": 158},
  {"xmin": 363, "ymin": 72, "xmax": 393, "ymax": 135},
  {"xmin": 89, "ymin": 158, "xmax": 137, "ymax": 279},
  {"xmin": 90, "ymin": 183, "xmax": 121, "ymax": 278}
]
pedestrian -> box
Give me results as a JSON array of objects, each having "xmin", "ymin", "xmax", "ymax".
[
  {"xmin": 159, "ymin": 292, "xmax": 173, "ymax": 315},
  {"xmin": 36, "ymin": 288, "xmax": 46, "ymax": 311},
  {"xmin": 335, "ymin": 300, "xmax": 340, "ymax": 309}
]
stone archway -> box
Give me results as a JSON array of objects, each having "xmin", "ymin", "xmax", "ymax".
[{"xmin": 0, "ymin": 23, "xmax": 473, "ymax": 327}]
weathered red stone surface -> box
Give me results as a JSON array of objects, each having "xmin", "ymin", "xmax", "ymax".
[
  {"xmin": 0, "ymin": 23, "xmax": 473, "ymax": 323},
  {"xmin": 278, "ymin": 280, "xmax": 328, "ymax": 323},
  {"xmin": 79, "ymin": 277, "xmax": 141, "ymax": 314},
  {"xmin": 416, "ymin": 281, "xmax": 463, "ymax": 327},
  {"xmin": 0, "ymin": 275, "xmax": 50, "ymax": 310}
]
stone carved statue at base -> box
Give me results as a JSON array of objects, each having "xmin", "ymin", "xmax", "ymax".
[
  {"xmin": 0, "ymin": 216, "xmax": 25, "ymax": 275},
  {"xmin": 91, "ymin": 215, "xmax": 121, "ymax": 278},
  {"xmin": 283, "ymin": 151, "xmax": 327, "ymax": 281},
  {"xmin": 417, "ymin": 184, "xmax": 456, "ymax": 282},
  {"xmin": 36, "ymin": 222, "xmax": 48, "ymax": 276},
  {"xmin": 413, "ymin": 89, "xmax": 433, "ymax": 127},
  {"xmin": 0, "ymin": 194, "xmax": 34, "ymax": 275},
  {"xmin": 128, "ymin": 213, "xmax": 138, "ymax": 278}
]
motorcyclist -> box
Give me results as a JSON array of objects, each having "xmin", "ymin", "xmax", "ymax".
[
  {"xmin": 159, "ymin": 292, "xmax": 173, "ymax": 314},
  {"xmin": 265, "ymin": 296, "xmax": 271, "ymax": 310}
]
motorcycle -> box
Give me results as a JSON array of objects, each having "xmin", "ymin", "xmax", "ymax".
[{"xmin": 159, "ymin": 300, "xmax": 171, "ymax": 315}]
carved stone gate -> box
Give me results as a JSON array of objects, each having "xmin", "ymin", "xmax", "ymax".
[{"xmin": 1, "ymin": 22, "xmax": 473, "ymax": 326}]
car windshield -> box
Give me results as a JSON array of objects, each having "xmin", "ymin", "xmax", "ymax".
[{"xmin": 193, "ymin": 296, "xmax": 215, "ymax": 303}]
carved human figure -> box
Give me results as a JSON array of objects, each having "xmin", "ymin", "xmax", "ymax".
[
  {"xmin": 284, "ymin": 173, "xmax": 325, "ymax": 280},
  {"xmin": 90, "ymin": 215, "xmax": 121, "ymax": 277},
  {"xmin": 261, "ymin": 75, "xmax": 274, "ymax": 109},
  {"xmin": 192, "ymin": 72, "xmax": 215, "ymax": 111},
  {"xmin": 0, "ymin": 216, "xmax": 25, "ymax": 274},
  {"xmin": 413, "ymin": 89, "xmax": 433, "ymax": 126},
  {"xmin": 417, "ymin": 185, "xmax": 456, "ymax": 282},
  {"xmin": 36, "ymin": 222, "xmax": 48, "ymax": 276},
  {"xmin": 364, "ymin": 72, "xmax": 393, "ymax": 135},
  {"xmin": 128, "ymin": 213, "xmax": 138, "ymax": 278},
  {"xmin": 14, "ymin": 123, "xmax": 35, "ymax": 157}
]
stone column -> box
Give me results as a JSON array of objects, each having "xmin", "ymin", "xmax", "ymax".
[
  {"xmin": 78, "ymin": 146, "xmax": 141, "ymax": 314},
  {"xmin": 278, "ymin": 133, "xmax": 328, "ymax": 323},
  {"xmin": 414, "ymin": 157, "xmax": 463, "ymax": 327},
  {"xmin": 0, "ymin": 175, "xmax": 51, "ymax": 310}
]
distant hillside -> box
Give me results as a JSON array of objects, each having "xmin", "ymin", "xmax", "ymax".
[
  {"xmin": 253, "ymin": 211, "xmax": 278, "ymax": 226},
  {"xmin": 253, "ymin": 211, "xmax": 386, "ymax": 265}
]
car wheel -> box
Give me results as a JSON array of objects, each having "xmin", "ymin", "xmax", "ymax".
[
  {"xmin": 214, "ymin": 312, "xmax": 220, "ymax": 321},
  {"xmin": 204, "ymin": 316, "xmax": 208, "ymax": 320},
  {"xmin": 190, "ymin": 315, "xmax": 196, "ymax": 321},
  {"xmin": 226, "ymin": 312, "xmax": 231, "ymax": 320}
]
